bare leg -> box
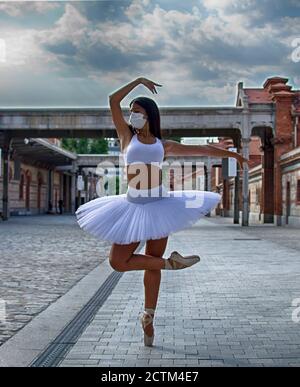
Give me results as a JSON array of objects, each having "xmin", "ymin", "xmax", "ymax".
[
  {"xmin": 109, "ymin": 238, "xmax": 169, "ymax": 340},
  {"xmin": 109, "ymin": 242, "xmax": 166, "ymax": 272},
  {"xmin": 142, "ymin": 237, "xmax": 168, "ymax": 337},
  {"xmin": 144, "ymin": 237, "xmax": 168, "ymax": 309}
]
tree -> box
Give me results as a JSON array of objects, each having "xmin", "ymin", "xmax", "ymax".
[
  {"xmin": 90, "ymin": 138, "xmax": 109, "ymax": 154},
  {"xmin": 61, "ymin": 138, "xmax": 109, "ymax": 154},
  {"xmin": 164, "ymin": 136, "xmax": 181, "ymax": 143},
  {"xmin": 78, "ymin": 138, "xmax": 89, "ymax": 154}
]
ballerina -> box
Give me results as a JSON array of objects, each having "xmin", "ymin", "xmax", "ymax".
[{"xmin": 75, "ymin": 77, "xmax": 249, "ymax": 346}]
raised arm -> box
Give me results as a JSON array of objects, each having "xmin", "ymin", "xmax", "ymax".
[
  {"xmin": 108, "ymin": 77, "xmax": 141, "ymax": 148},
  {"xmin": 108, "ymin": 77, "xmax": 162, "ymax": 150},
  {"xmin": 163, "ymin": 140, "xmax": 250, "ymax": 169}
]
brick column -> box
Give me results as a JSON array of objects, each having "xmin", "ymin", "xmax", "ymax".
[
  {"xmin": 222, "ymin": 178, "xmax": 230, "ymax": 217},
  {"xmin": 272, "ymin": 92, "xmax": 294, "ymax": 225},
  {"xmin": 261, "ymin": 135, "xmax": 274, "ymax": 223}
]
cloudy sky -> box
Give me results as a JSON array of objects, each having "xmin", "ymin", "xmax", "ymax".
[{"xmin": 0, "ymin": 0, "xmax": 299, "ymax": 107}]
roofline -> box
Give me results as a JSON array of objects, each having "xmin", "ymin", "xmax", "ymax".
[{"xmin": 32, "ymin": 138, "xmax": 77, "ymax": 160}]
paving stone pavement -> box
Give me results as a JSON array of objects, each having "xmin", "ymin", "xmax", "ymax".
[
  {"xmin": 57, "ymin": 217, "xmax": 300, "ymax": 367},
  {"xmin": 0, "ymin": 215, "xmax": 110, "ymax": 346}
]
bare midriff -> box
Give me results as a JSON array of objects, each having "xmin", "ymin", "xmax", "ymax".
[{"xmin": 126, "ymin": 163, "xmax": 162, "ymax": 190}]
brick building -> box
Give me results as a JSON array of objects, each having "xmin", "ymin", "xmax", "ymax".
[
  {"xmin": 0, "ymin": 138, "xmax": 76, "ymax": 216},
  {"xmin": 0, "ymin": 137, "xmax": 114, "ymax": 218},
  {"xmin": 212, "ymin": 76, "xmax": 300, "ymax": 226}
]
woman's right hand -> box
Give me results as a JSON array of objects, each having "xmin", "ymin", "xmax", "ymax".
[{"xmin": 138, "ymin": 77, "xmax": 162, "ymax": 94}]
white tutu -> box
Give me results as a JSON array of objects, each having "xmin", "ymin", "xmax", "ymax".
[{"xmin": 75, "ymin": 184, "xmax": 222, "ymax": 245}]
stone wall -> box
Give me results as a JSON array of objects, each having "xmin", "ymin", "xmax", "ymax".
[
  {"xmin": 226, "ymin": 168, "xmax": 263, "ymax": 223},
  {"xmin": 282, "ymin": 165, "xmax": 300, "ymax": 226}
]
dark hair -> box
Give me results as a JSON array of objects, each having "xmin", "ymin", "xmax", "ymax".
[{"xmin": 129, "ymin": 96, "xmax": 162, "ymax": 139}]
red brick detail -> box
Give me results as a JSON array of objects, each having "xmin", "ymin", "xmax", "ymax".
[
  {"xmin": 244, "ymin": 89, "xmax": 273, "ymax": 103},
  {"xmin": 263, "ymin": 77, "xmax": 289, "ymax": 91},
  {"xmin": 272, "ymin": 92, "xmax": 294, "ymax": 216},
  {"xmin": 297, "ymin": 180, "xmax": 300, "ymax": 204}
]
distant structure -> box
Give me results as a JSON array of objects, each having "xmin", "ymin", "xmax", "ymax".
[{"xmin": 210, "ymin": 76, "xmax": 300, "ymax": 226}]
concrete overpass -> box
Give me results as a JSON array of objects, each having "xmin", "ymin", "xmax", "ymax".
[{"xmin": 0, "ymin": 105, "xmax": 273, "ymax": 138}]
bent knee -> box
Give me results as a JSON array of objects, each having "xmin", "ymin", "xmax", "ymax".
[{"xmin": 109, "ymin": 255, "xmax": 128, "ymax": 272}]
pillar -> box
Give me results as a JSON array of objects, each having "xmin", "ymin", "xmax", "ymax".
[
  {"xmin": 77, "ymin": 166, "xmax": 83, "ymax": 208},
  {"xmin": 233, "ymin": 170, "xmax": 240, "ymax": 224},
  {"xmin": 271, "ymin": 92, "xmax": 294, "ymax": 226},
  {"xmin": 85, "ymin": 174, "xmax": 89, "ymax": 203},
  {"xmin": 206, "ymin": 157, "xmax": 212, "ymax": 191},
  {"xmin": 261, "ymin": 135, "xmax": 274, "ymax": 223},
  {"xmin": 1, "ymin": 134, "xmax": 12, "ymax": 221},
  {"xmin": 47, "ymin": 169, "xmax": 53, "ymax": 212},
  {"xmin": 241, "ymin": 137, "xmax": 250, "ymax": 226},
  {"xmin": 233, "ymin": 143, "xmax": 241, "ymax": 224},
  {"xmin": 59, "ymin": 173, "xmax": 64, "ymax": 203},
  {"xmin": 71, "ymin": 162, "xmax": 77, "ymax": 214},
  {"xmin": 65, "ymin": 174, "xmax": 70, "ymax": 212},
  {"xmin": 222, "ymin": 178, "xmax": 230, "ymax": 217},
  {"xmin": 206, "ymin": 157, "xmax": 212, "ymax": 217}
]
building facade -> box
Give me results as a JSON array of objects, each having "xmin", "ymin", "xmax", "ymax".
[
  {"xmin": 0, "ymin": 139, "xmax": 76, "ymax": 216},
  {"xmin": 212, "ymin": 76, "xmax": 300, "ymax": 226}
]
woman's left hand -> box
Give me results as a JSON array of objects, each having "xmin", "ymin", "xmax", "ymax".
[{"xmin": 140, "ymin": 77, "xmax": 163, "ymax": 94}]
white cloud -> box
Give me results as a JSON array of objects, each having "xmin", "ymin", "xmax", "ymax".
[
  {"xmin": 0, "ymin": 4, "xmax": 83, "ymax": 69},
  {"xmin": 91, "ymin": 3, "xmax": 202, "ymax": 55},
  {"xmin": 202, "ymin": 0, "xmax": 255, "ymax": 12},
  {"xmin": 0, "ymin": 0, "xmax": 299, "ymax": 106},
  {"xmin": 0, "ymin": 1, "xmax": 60, "ymax": 17},
  {"xmin": 125, "ymin": 0, "xmax": 150, "ymax": 20},
  {"xmin": 37, "ymin": 3, "xmax": 89, "ymax": 47},
  {"xmin": 0, "ymin": 28, "xmax": 53, "ymax": 67}
]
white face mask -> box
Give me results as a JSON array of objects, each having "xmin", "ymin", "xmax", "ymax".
[{"xmin": 129, "ymin": 112, "xmax": 147, "ymax": 129}]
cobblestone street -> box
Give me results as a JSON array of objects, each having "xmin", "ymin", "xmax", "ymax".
[
  {"xmin": 1, "ymin": 215, "xmax": 300, "ymax": 367},
  {"xmin": 0, "ymin": 215, "xmax": 110, "ymax": 346}
]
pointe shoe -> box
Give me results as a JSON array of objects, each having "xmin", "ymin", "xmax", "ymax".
[
  {"xmin": 164, "ymin": 250, "xmax": 200, "ymax": 270},
  {"xmin": 139, "ymin": 308, "xmax": 155, "ymax": 347}
]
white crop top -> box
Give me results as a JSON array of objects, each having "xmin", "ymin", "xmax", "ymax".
[{"xmin": 123, "ymin": 134, "xmax": 165, "ymax": 167}]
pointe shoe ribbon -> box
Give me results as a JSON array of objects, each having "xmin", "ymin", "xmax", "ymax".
[{"xmin": 140, "ymin": 309, "xmax": 155, "ymax": 347}]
